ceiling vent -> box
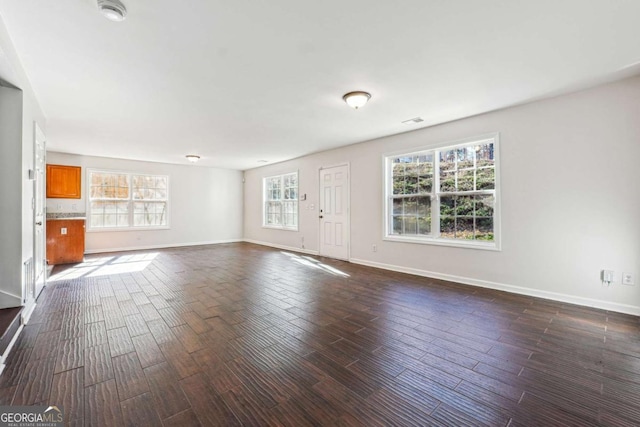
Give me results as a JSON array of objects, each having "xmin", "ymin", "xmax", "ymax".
[
  {"xmin": 402, "ymin": 117, "xmax": 424, "ymax": 125},
  {"xmin": 98, "ymin": 0, "xmax": 127, "ymax": 22}
]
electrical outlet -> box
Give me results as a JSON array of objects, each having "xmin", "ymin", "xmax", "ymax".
[
  {"xmin": 601, "ymin": 270, "xmax": 614, "ymax": 284},
  {"xmin": 61, "ymin": 227, "xmax": 67, "ymax": 235},
  {"xmin": 372, "ymin": 244, "xmax": 377, "ymax": 252},
  {"xmin": 622, "ymin": 272, "xmax": 635, "ymax": 286}
]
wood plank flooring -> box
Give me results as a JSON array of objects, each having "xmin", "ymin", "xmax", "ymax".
[{"xmin": 1, "ymin": 242, "xmax": 639, "ymax": 426}]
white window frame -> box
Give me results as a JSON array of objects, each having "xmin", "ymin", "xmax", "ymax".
[
  {"xmin": 86, "ymin": 169, "xmax": 170, "ymax": 232},
  {"xmin": 262, "ymin": 172, "xmax": 299, "ymax": 231},
  {"xmin": 383, "ymin": 133, "xmax": 501, "ymax": 251}
]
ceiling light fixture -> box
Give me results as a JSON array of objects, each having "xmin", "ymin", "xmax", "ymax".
[
  {"xmin": 343, "ymin": 91, "xmax": 371, "ymax": 109},
  {"xmin": 185, "ymin": 155, "xmax": 200, "ymax": 163},
  {"xmin": 98, "ymin": 0, "xmax": 127, "ymax": 22}
]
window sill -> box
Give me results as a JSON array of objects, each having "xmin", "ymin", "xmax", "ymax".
[
  {"xmin": 383, "ymin": 235, "xmax": 500, "ymax": 251},
  {"xmin": 86, "ymin": 226, "xmax": 170, "ymax": 233},
  {"xmin": 261, "ymin": 225, "xmax": 299, "ymax": 232}
]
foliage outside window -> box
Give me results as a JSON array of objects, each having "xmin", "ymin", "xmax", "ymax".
[
  {"xmin": 88, "ymin": 170, "xmax": 169, "ymax": 230},
  {"xmin": 385, "ymin": 134, "xmax": 499, "ymax": 249},
  {"xmin": 263, "ymin": 172, "xmax": 298, "ymax": 230}
]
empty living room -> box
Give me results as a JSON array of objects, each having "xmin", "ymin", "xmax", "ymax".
[{"xmin": 0, "ymin": 1, "xmax": 639, "ymax": 425}]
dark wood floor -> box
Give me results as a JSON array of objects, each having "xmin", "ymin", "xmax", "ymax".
[{"xmin": 1, "ymin": 242, "xmax": 639, "ymax": 426}]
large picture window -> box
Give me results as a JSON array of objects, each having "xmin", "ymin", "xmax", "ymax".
[
  {"xmin": 385, "ymin": 134, "xmax": 499, "ymax": 249},
  {"xmin": 263, "ymin": 172, "xmax": 298, "ymax": 230},
  {"xmin": 88, "ymin": 170, "xmax": 169, "ymax": 230}
]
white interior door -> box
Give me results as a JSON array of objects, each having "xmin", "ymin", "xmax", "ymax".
[
  {"xmin": 319, "ymin": 164, "xmax": 349, "ymax": 260},
  {"xmin": 33, "ymin": 123, "xmax": 46, "ymax": 300}
]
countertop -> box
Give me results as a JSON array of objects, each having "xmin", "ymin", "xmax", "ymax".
[
  {"xmin": 46, "ymin": 213, "xmax": 86, "ymax": 220},
  {"xmin": 47, "ymin": 217, "xmax": 86, "ymax": 220}
]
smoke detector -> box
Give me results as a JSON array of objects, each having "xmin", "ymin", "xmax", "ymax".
[{"xmin": 98, "ymin": 0, "xmax": 127, "ymax": 22}]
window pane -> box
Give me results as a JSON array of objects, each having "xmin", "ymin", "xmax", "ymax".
[
  {"xmin": 477, "ymin": 167, "xmax": 495, "ymax": 190},
  {"xmin": 418, "ymin": 175, "xmax": 432, "ymax": 193},
  {"xmin": 416, "ymin": 196, "xmax": 430, "ymax": 217},
  {"xmin": 156, "ymin": 176, "xmax": 168, "ymax": 189},
  {"xmin": 91, "ymin": 186, "xmax": 104, "ymax": 198},
  {"xmin": 392, "ymin": 163, "xmax": 405, "ymax": 195},
  {"xmin": 476, "ymin": 143, "xmax": 495, "ymax": 167},
  {"xmin": 456, "ymin": 196, "xmax": 474, "ymax": 217},
  {"xmin": 392, "ymin": 156, "xmax": 433, "ymax": 197},
  {"xmin": 403, "ymin": 197, "xmax": 417, "ymax": 215},
  {"xmin": 457, "ymin": 169, "xmax": 474, "ymax": 191},
  {"xmin": 440, "ymin": 216, "xmax": 455, "ymax": 238},
  {"xmin": 91, "ymin": 214, "xmax": 103, "ymax": 228},
  {"xmin": 90, "ymin": 172, "xmax": 129, "ymax": 200},
  {"xmin": 417, "ymin": 217, "xmax": 430, "ymax": 235},
  {"xmin": 404, "ymin": 217, "xmax": 417, "ymax": 235},
  {"xmin": 440, "ymin": 196, "xmax": 455, "ymax": 217},
  {"xmin": 458, "ymin": 146, "xmax": 475, "ymax": 169},
  {"xmin": 392, "ymin": 198, "xmax": 403, "ymax": 215},
  {"xmin": 456, "ymin": 218, "xmax": 474, "ymax": 240},
  {"xmin": 440, "ymin": 150, "xmax": 456, "ymax": 171},
  {"xmin": 476, "ymin": 194, "xmax": 494, "ymax": 217},
  {"xmin": 132, "ymin": 201, "xmax": 166, "ymax": 227},
  {"xmin": 476, "ymin": 218, "xmax": 494, "ymax": 241},
  {"xmin": 392, "ymin": 216, "xmax": 403, "ymax": 235},
  {"xmin": 440, "ymin": 171, "xmax": 456, "ymax": 192}
]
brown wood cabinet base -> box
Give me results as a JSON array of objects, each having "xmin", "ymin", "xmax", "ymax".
[{"xmin": 46, "ymin": 219, "xmax": 85, "ymax": 265}]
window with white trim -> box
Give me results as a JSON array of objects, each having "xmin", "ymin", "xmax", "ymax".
[
  {"xmin": 384, "ymin": 134, "xmax": 499, "ymax": 249},
  {"xmin": 88, "ymin": 170, "xmax": 169, "ymax": 230},
  {"xmin": 263, "ymin": 172, "xmax": 298, "ymax": 230}
]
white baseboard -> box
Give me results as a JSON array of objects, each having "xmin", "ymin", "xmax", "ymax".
[
  {"xmin": 0, "ymin": 323, "xmax": 23, "ymax": 377},
  {"xmin": 84, "ymin": 239, "xmax": 244, "ymax": 254},
  {"xmin": 83, "ymin": 238, "xmax": 640, "ymax": 316},
  {"xmin": 243, "ymin": 239, "xmax": 319, "ymax": 256},
  {"xmin": 21, "ymin": 301, "xmax": 36, "ymax": 324},
  {"xmin": 350, "ymin": 258, "xmax": 640, "ymax": 316}
]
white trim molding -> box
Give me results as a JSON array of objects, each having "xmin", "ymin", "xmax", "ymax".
[
  {"xmin": 350, "ymin": 258, "xmax": 640, "ymax": 316},
  {"xmin": 0, "ymin": 323, "xmax": 23, "ymax": 377},
  {"xmin": 84, "ymin": 239, "xmax": 243, "ymax": 254},
  {"xmin": 243, "ymin": 239, "xmax": 319, "ymax": 256}
]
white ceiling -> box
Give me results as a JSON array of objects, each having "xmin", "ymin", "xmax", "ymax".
[{"xmin": 1, "ymin": 0, "xmax": 639, "ymax": 170}]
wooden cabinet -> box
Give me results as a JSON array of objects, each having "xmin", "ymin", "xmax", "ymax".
[
  {"xmin": 46, "ymin": 219, "xmax": 85, "ymax": 265},
  {"xmin": 46, "ymin": 164, "xmax": 81, "ymax": 198}
]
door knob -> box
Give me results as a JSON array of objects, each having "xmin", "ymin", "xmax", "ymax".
[{"xmin": 319, "ymin": 215, "xmax": 323, "ymax": 219}]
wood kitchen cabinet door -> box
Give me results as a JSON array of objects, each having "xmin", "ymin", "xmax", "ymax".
[
  {"xmin": 46, "ymin": 219, "xmax": 85, "ymax": 265},
  {"xmin": 46, "ymin": 164, "xmax": 81, "ymax": 198}
]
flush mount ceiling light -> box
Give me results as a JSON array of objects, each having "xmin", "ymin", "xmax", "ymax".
[
  {"xmin": 342, "ymin": 91, "xmax": 371, "ymax": 109},
  {"xmin": 185, "ymin": 155, "xmax": 200, "ymax": 163},
  {"xmin": 98, "ymin": 0, "xmax": 127, "ymax": 22}
]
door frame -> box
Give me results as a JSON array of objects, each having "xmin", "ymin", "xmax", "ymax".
[
  {"xmin": 28, "ymin": 121, "xmax": 46, "ymax": 321},
  {"xmin": 317, "ymin": 162, "xmax": 351, "ymax": 261}
]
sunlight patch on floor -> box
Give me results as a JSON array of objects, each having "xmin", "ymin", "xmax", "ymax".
[
  {"xmin": 281, "ymin": 251, "xmax": 350, "ymax": 277},
  {"xmin": 48, "ymin": 253, "xmax": 158, "ymax": 281}
]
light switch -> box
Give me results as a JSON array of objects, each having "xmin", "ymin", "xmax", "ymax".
[{"xmin": 61, "ymin": 227, "xmax": 67, "ymax": 235}]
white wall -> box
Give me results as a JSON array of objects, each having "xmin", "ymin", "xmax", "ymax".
[
  {"xmin": 244, "ymin": 75, "xmax": 640, "ymax": 315},
  {"xmin": 0, "ymin": 15, "xmax": 47, "ymax": 307},
  {"xmin": 47, "ymin": 153, "xmax": 244, "ymax": 253}
]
